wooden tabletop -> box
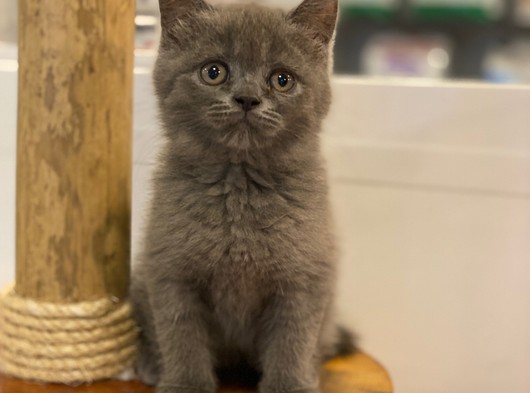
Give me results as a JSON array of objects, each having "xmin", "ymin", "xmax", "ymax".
[{"xmin": 0, "ymin": 353, "xmax": 392, "ymax": 393}]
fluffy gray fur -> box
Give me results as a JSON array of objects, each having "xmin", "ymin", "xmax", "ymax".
[{"xmin": 131, "ymin": 1, "xmax": 355, "ymax": 392}]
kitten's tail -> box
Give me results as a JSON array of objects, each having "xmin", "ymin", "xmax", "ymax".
[{"xmin": 334, "ymin": 326, "xmax": 358, "ymax": 357}]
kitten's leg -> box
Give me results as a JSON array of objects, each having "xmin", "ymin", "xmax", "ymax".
[
  {"xmin": 148, "ymin": 280, "xmax": 217, "ymax": 393},
  {"xmin": 258, "ymin": 291, "xmax": 330, "ymax": 393},
  {"xmin": 131, "ymin": 275, "xmax": 161, "ymax": 386}
]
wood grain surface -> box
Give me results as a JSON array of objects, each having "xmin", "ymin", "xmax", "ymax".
[
  {"xmin": 15, "ymin": 0, "xmax": 135, "ymax": 302},
  {"xmin": 0, "ymin": 353, "xmax": 392, "ymax": 393}
]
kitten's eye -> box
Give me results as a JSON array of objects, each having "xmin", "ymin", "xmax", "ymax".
[
  {"xmin": 200, "ymin": 62, "xmax": 228, "ymax": 86},
  {"xmin": 270, "ymin": 71, "xmax": 296, "ymax": 93}
]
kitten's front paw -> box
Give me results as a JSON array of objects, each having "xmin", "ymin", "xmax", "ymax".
[{"xmin": 136, "ymin": 361, "xmax": 159, "ymax": 386}]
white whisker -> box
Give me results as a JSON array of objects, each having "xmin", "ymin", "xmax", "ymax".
[
  {"xmin": 262, "ymin": 110, "xmax": 283, "ymax": 121},
  {"xmin": 255, "ymin": 115, "xmax": 282, "ymax": 128},
  {"xmin": 210, "ymin": 104, "xmax": 231, "ymax": 111}
]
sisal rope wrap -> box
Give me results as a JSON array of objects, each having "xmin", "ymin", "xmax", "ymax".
[{"xmin": 0, "ymin": 285, "xmax": 139, "ymax": 384}]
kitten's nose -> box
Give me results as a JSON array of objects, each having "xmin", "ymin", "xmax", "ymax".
[{"xmin": 234, "ymin": 96, "xmax": 261, "ymax": 112}]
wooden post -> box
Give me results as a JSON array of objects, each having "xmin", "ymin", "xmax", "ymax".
[
  {"xmin": 15, "ymin": 0, "xmax": 135, "ymax": 303},
  {"xmin": 0, "ymin": 0, "xmax": 137, "ymax": 383}
]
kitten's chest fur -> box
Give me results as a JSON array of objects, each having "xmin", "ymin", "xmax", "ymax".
[
  {"xmin": 155, "ymin": 154, "xmax": 327, "ymax": 337},
  {"xmin": 201, "ymin": 164, "xmax": 295, "ymax": 312}
]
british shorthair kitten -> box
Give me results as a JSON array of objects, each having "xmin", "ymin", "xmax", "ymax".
[{"xmin": 131, "ymin": 1, "xmax": 356, "ymax": 392}]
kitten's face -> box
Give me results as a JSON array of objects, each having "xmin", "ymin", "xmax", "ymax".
[{"xmin": 154, "ymin": 1, "xmax": 337, "ymax": 151}]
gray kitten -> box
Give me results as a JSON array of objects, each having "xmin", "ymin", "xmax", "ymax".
[{"xmin": 131, "ymin": 1, "xmax": 356, "ymax": 392}]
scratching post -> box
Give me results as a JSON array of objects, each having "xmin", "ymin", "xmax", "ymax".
[{"xmin": 0, "ymin": 0, "xmax": 137, "ymax": 384}]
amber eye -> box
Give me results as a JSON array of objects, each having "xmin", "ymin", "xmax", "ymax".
[
  {"xmin": 270, "ymin": 71, "xmax": 296, "ymax": 92},
  {"xmin": 200, "ymin": 62, "xmax": 228, "ymax": 86}
]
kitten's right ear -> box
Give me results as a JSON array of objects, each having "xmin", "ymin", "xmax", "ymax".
[
  {"xmin": 159, "ymin": 0, "xmax": 212, "ymax": 30},
  {"xmin": 288, "ymin": 0, "xmax": 338, "ymax": 46}
]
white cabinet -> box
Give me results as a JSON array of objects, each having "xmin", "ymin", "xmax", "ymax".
[{"xmin": 325, "ymin": 78, "xmax": 530, "ymax": 393}]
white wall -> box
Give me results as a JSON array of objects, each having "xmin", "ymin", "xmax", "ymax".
[
  {"xmin": 0, "ymin": 0, "xmax": 17, "ymax": 43},
  {"xmin": 0, "ymin": 47, "xmax": 17, "ymax": 289},
  {"xmin": 324, "ymin": 79, "xmax": 530, "ymax": 393},
  {"xmin": 1, "ymin": 54, "xmax": 529, "ymax": 392}
]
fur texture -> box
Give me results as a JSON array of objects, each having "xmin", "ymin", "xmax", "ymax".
[{"xmin": 131, "ymin": 1, "xmax": 355, "ymax": 392}]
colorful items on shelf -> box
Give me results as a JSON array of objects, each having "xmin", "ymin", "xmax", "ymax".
[
  {"xmin": 483, "ymin": 39, "xmax": 530, "ymax": 83},
  {"xmin": 340, "ymin": 0, "xmax": 399, "ymax": 20},
  {"xmin": 361, "ymin": 34, "xmax": 452, "ymax": 79},
  {"xmin": 409, "ymin": 0, "xmax": 505, "ymax": 22}
]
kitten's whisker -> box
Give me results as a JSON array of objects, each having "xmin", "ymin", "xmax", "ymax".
[
  {"xmin": 207, "ymin": 109, "xmax": 230, "ymax": 115},
  {"xmin": 207, "ymin": 113, "xmax": 229, "ymax": 119},
  {"xmin": 262, "ymin": 110, "xmax": 283, "ymax": 121},
  {"xmin": 210, "ymin": 104, "xmax": 231, "ymax": 111},
  {"xmin": 207, "ymin": 111, "xmax": 240, "ymax": 122},
  {"xmin": 258, "ymin": 119, "xmax": 279, "ymax": 128},
  {"xmin": 255, "ymin": 115, "xmax": 282, "ymax": 128},
  {"xmin": 258, "ymin": 113, "xmax": 280, "ymax": 123}
]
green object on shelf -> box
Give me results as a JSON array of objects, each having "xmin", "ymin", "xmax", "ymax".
[
  {"xmin": 340, "ymin": 5, "xmax": 396, "ymax": 21},
  {"xmin": 411, "ymin": 6, "xmax": 496, "ymax": 23}
]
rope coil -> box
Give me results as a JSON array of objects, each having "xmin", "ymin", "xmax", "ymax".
[{"xmin": 0, "ymin": 286, "xmax": 139, "ymax": 384}]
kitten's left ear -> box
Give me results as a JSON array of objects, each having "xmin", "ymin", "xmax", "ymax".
[
  {"xmin": 288, "ymin": 0, "xmax": 338, "ymax": 45},
  {"xmin": 159, "ymin": 0, "xmax": 212, "ymax": 29}
]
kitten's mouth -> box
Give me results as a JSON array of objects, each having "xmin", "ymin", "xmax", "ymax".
[
  {"xmin": 215, "ymin": 110, "xmax": 282, "ymax": 150},
  {"xmin": 242, "ymin": 114, "xmax": 255, "ymax": 127},
  {"xmin": 237, "ymin": 111, "xmax": 281, "ymax": 131},
  {"xmin": 224, "ymin": 111, "xmax": 264, "ymax": 131},
  {"xmin": 234, "ymin": 111, "xmax": 253, "ymax": 122}
]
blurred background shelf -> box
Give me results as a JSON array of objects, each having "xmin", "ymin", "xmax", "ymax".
[
  {"xmin": 335, "ymin": 0, "xmax": 530, "ymax": 82},
  {"xmin": 2, "ymin": 0, "xmax": 530, "ymax": 83}
]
